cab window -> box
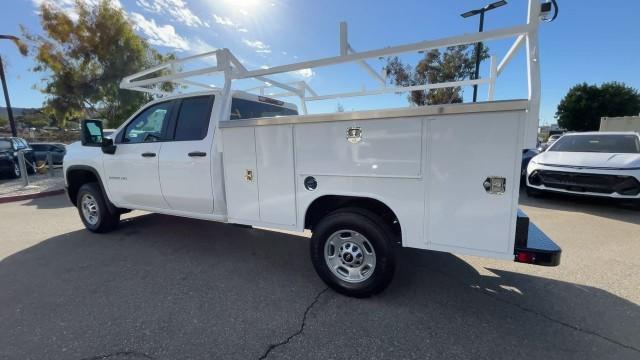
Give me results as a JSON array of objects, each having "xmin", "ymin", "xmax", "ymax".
[
  {"xmin": 173, "ymin": 96, "xmax": 214, "ymax": 141},
  {"xmin": 229, "ymin": 98, "xmax": 297, "ymax": 120},
  {"xmin": 123, "ymin": 102, "xmax": 172, "ymax": 143}
]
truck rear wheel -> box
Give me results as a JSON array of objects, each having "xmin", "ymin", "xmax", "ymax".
[
  {"xmin": 310, "ymin": 208, "xmax": 396, "ymax": 298},
  {"xmin": 76, "ymin": 182, "xmax": 120, "ymax": 233}
]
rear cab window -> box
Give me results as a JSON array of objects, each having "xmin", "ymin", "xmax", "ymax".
[{"xmin": 229, "ymin": 97, "xmax": 298, "ymax": 120}]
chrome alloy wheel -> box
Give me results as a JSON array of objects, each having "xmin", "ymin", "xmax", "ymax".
[
  {"xmin": 81, "ymin": 194, "xmax": 100, "ymax": 225},
  {"xmin": 324, "ymin": 230, "xmax": 377, "ymax": 283},
  {"xmin": 13, "ymin": 163, "xmax": 20, "ymax": 177}
]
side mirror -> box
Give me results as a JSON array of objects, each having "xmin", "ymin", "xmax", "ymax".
[{"xmin": 81, "ymin": 119, "xmax": 104, "ymax": 147}]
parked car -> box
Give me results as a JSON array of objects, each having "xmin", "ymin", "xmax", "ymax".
[
  {"xmin": 0, "ymin": 137, "xmax": 37, "ymax": 178},
  {"xmin": 30, "ymin": 143, "xmax": 66, "ymax": 165},
  {"xmin": 526, "ymin": 132, "xmax": 640, "ymax": 200},
  {"xmin": 521, "ymin": 148, "xmax": 540, "ymax": 178},
  {"xmin": 542, "ymin": 134, "xmax": 563, "ymax": 151}
]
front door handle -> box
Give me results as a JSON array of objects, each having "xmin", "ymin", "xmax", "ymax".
[
  {"xmin": 141, "ymin": 152, "xmax": 156, "ymax": 158},
  {"xmin": 188, "ymin": 151, "xmax": 207, "ymax": 157}
]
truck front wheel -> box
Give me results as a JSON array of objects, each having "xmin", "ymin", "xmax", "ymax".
[
  {"xmin": 76, "ymin": 182, "xmax": 120, "ymax": 233},
  {"xmin": 310, "ymin": 208, "xmax": 396, "ymax": 298}
]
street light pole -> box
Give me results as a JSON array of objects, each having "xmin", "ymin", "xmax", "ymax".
[
  {"xmin": 461, "ymin": 1, "xmax": 507, "ymax": 103},
  {"xmin": 0, "ymin": 55, "xmax": 17, "ymax": 136},
  {"xmin": 472, "ymin": 10, "xmax": 486, "ymax": 103}
]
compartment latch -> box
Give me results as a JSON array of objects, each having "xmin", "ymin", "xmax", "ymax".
[{"xmin": 483, "ymin": 176, "xmax": 506, "ymax": 194}]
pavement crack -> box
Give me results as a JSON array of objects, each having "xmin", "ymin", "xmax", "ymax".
[
  {"xmin": 80, "ymin": 350, "xmax": 154, "ymax": 360},
  {"xmin": 258, "ymin": 287, "xmax": 329, "ymax": 360},
  {"xmin": 481, "ymin": 290, "xmax": 640, "ymax": 354},
  {"xmin": 426, "ymin": 265, "xmax": 640, "ymax": 354}
]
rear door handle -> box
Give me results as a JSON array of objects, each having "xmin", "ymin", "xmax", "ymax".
[
  {"xmin": 188, "ymin": 151, "xmax": 207, "ymax": 157},
  {"xmin": 141, "ymin": 152, "xmax": 156, "ymax": 157}
]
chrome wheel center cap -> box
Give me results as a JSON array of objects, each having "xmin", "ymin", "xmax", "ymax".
[{"xmin": 339, "ymin": 242, "xmax": 363, "ymax": 268}]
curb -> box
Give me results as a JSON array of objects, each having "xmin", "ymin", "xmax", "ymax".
[{"xmin": 0, "ymin": 189, "xmax": 66, "ymax": 204}]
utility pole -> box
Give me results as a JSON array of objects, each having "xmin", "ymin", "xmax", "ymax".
[
  {"xmin": 461, "ymin": 1, "xmax": 508, "ymax": 103},
  {"xmin": 0, "ymin": 55, "xmax": 16, "ymax": 136},
  {"xmin": 0, "ymin": 34, "xmax": 22, "ymax": 137}
]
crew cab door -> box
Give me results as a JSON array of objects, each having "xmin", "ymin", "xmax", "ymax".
[
  {"xmin": 158, "ymin": 95, "xmax": 215, "ymax": 214},
  {"xmin": 103, "ymin": 101, "xmax": 173, "ymax": 209}
]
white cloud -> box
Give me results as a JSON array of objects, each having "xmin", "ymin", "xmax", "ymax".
[
  {"xmin": 295, "ymin": 68, "xmax": 315, "ymax": 78},
  {"xmin": 33, "ymin": 0, "xmax": 123, "ymax": 8},
  {"xmin": 213, "ymin": 14, "xmax": 234, "ymax": 26},
  {"xmin": 213, "ymin": 14, "xmax": 249, "ymax": 33},
  {"xmin": 129, "ymin": 12, "xmax": 190, "ymax": 51},
  {"xmin": 191, "ymin": 38, "xmax": 217, "ymax": 54},
  {"xmin": 32, "ymin": 0, "xmax": 123, "ymax": 21},
  {"xmin": 136, "ymin": 0, "xmax": 208, "ymax": 28},
  {"xmin": 242, "ymin": 39, "xmax": 270, "ymax": 51}
]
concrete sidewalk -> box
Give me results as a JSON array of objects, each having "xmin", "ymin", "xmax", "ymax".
[{"xmin": 0, "ymin": 173, "xmax": 65, "ymax": 203}]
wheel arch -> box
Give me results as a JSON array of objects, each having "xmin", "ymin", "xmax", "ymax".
[
  {"xmin": 304, "ymin": 194, "xmax": 402, "ymax": 244},
  {"xmin": 65, "ymin": 165, "xmax": 116, "ymax": 213}
]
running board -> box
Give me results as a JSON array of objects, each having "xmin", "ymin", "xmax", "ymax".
[{"xmin": 514, "ymin": 209, "xmax": 561, "ymax": 266}]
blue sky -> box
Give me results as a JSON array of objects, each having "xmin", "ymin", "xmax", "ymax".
[{"xmin": 1, "ymin": 0, "xmax": 639, "ymax": 124}]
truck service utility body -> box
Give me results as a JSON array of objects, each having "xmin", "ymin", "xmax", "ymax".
[{"xmin": 64, "ymin": 0, "xmax": 561, "ymax": 297}]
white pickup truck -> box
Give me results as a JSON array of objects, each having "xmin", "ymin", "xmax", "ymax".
[{"xmin": 63, "ymin": 0, "xmax": 561, "ymax": 297}]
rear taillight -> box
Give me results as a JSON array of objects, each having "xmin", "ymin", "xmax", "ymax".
[{"xmin": 516, "ymin": 251, "xmax": 536, "ymax": 264}]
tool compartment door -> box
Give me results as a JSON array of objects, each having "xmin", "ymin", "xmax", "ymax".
[
  {"xmin": 221, "ymin": 125, "xmax": 297, "ymax": 227},
  {"xmin": 426, "ymin": 111, "xmax": 524, "ymax": 258},
  {"xmin": 222, "ymin": 127, "xmax": 260, "ymax": 223}
]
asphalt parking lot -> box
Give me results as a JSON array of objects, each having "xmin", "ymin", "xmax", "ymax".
[{"xmin": 1, "ymin": 192, "xmax": 638, "ymax": 359}]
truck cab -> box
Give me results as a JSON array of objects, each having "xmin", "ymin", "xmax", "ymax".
[{"xmin": 65, "ymin": 91, "xmax": 297, "ymax": 219}]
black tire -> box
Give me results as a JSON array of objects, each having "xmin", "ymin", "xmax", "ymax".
[
  {"xmin": 76, "ymin": 182, "xmax": 120, "ymax": 233},
  {"xmin": 11, "ymin": 162, "xmax": 21, "ymax": 179},
  {"xmin": 310, "ymin": 208, "xmax": 396, "ymax": 298}
]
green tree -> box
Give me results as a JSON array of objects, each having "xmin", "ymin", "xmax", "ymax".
[
  {"xmin": 0, "ymin": 116, "xmax": 8, "ymax": 129},
  {"xmin": 384, "ymin": 45, "xmax": 489, "ymax": 105},
  {"xmin": 21, "ymin": 110, "xmax": 51, "ymax": 129},
  {"xmin": 22, "ymin": 0, "xmax": 175, "ymax": 128},
  {"xmin": 556, "ymin": 82, "xmax": 640, "ymax": 131}
]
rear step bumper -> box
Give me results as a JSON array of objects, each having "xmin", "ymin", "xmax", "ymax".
[{"xmin": 514, "ymin": 209, "xmax": 561, "ymax": 266}]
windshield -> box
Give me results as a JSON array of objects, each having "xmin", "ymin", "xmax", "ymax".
[
  {"xmin": 549, "ymin": 134, "xmax": 640, "ymax": 153},
  {"xmin": 0, "ymin": 140, "xmax": 12, "ymax": 151}
]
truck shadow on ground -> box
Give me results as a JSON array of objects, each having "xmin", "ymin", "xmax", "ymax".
[
  {"xmin": 18, "ymin": 193, "xmax": 72, "ymax": 210},
  {"xmin": 1, "ymin": 213, "xmax": 638, "ymax": 360},
  {"xmin": 519, "ymin": 188, "xmax": 640, "ymax": 225}
]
